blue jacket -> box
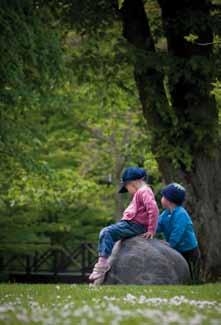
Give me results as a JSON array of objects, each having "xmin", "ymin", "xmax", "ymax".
[{"xmin": 156, "ymin": 206, "xmax": 198, "ymax": 252}]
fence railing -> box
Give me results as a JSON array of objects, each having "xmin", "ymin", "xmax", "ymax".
[{"xmin": 0, "ymin": 243, "xmax": 98, "ymax": 283}]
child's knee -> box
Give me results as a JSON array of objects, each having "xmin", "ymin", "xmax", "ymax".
[
  {"xmin": 99, "ymin": 224, "xmax": 117, "ymax": 239},
  {"xmin": 99, "ymin": 227, "xmax": 110, "ymax": 239}
]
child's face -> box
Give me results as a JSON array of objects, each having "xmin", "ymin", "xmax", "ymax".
[
  {"xmin": 125, "ymin": 181, "xmax": 137, "ymax": 194},
  {"xmin": 161, "ymin": 196, "xmax": 171, "ymax": 209}
]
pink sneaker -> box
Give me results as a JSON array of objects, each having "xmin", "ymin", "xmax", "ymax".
[{"xmin": 89, "ymin": 262, "xmax": 111, "ymax": 284}]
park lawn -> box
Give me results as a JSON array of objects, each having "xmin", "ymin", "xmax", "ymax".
[{"xmin": 0, "ymin": 284, "xmax": 220, "ymax": 325}]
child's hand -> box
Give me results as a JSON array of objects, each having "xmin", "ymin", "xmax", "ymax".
[{"xmin": 142, "ymin": 231, "xmax": 154, "ymax": 239}]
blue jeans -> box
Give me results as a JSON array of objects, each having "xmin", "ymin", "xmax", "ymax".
[{"xmin": 98, "ymin": 220, "xmax": 146, "ymax": 257}]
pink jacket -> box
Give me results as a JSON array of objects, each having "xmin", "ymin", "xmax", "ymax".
[{"xmin": 121, "ymin": 186, "xmax": 159, "ymax": 233}]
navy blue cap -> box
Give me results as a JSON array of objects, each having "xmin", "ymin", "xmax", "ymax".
[
  {"xmin": 119, "ymin": 167, "xmax": 147, "ymax": 193},
  {"xmin": 161, "ymin": 183, "xmax": 186, "ymax": 205}
]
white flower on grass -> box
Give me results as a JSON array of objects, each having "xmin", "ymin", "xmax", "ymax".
[
  {"xmin": 120, "ymin": 294, "xmax": 221, "ymax": 311},
  {"xmin": 107, "ymin": 302, "xmax": 131, "ymax": 317},
  {"xmin": 0, "ymin": 304, "xmax": 15, "ymax": 312},
  {"xmin": 189, "ymin": 314, "xmax": 205, "ymax": 325},
  {"xmin": 73, "ymin": 305, "xmax": 95, "ymax": 319},
  {"xmin": 104, "ymin": 296, "xmax": 116, "ymax": 301},
  {"xmin": 170, "ymin": 295, "xmax": 186, "ymax": 305},
  {"xmin": 211, "ymin": 320, "xmax": 221, "ymax": 325},
  {"xmin": 16, "ymin": 313, "xmax": 29, "ymax": 323},
  {"xmin": 123, "ymin": 293, "xmax": 137, "ymax": 304},
  {"xmin": 79, "ymin": 319, "xmax": 87, "ymax": 325}
]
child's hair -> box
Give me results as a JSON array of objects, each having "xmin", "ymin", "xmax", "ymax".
[{"xmin": 161, "ymin": 183, "xmax": 186, "ymax": 205}]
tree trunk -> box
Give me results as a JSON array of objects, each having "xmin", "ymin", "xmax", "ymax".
[
  {"xmin": 188, "ymin": 152, "xmax": 221, "ymax": 281},
  {"xmin": 121, "ymin": 0, "xmax": 221, "ymax": 280},
  {"xmin": 159, "ymin": 150, "xmax": 221, "ymax": 281}
]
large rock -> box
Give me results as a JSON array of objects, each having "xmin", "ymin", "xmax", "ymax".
[{"xmin": 104, "ymin": 237, "xmax": 190, "ymax": 285}]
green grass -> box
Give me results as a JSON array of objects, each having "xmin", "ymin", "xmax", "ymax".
[{"xmin": 0, "ymin": 284, "xmax": 221, "ymax": 324}]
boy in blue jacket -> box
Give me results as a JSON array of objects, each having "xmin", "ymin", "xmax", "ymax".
[{"xmin": 156, "ymin": 183, "xmax": 200, "ymax": 283}]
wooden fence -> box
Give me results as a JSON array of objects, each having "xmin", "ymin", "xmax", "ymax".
[{"xmin": 0, "ymin": 243, "xmax": 98, "ymax": 283}]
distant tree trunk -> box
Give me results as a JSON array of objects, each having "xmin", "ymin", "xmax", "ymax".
[
  {"xmin": 121, "ymin": 0, "xmax": 221, "ymax": 280},
  {"xmin": 113, "ymin": 153, "xmax": 128, "ymax": 220}
]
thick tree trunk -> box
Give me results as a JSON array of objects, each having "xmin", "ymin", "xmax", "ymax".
[
  {"xmin": 159, "ymin": 150, "xmax": 221, "ymax": 281},
  {"xmin": 121, "ymin": 0, "xmax": 221, "ymax": 280},
  {"xmin": 158, "ymin": 0, "xmax": 218, "ymax": 151},
  {"xmin": 157, "ymin": 0, "xmax": 221, "ymax": 281},
  {"xmin": 188, "ymin": 152, "xmax": 221, "ymax": 280}
]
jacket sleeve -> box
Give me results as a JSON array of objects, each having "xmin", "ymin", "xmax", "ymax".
[
  {"xmin": 168, "ymin": 212, "xmax": 188, "ymax": 248},
  {"xmin": 141, "ymin": 189, "xmax": 159, "ymax": 234}
]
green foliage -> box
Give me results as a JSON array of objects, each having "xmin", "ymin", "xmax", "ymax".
[
  {"xmin": 0, "ymin": 3, "xmax": 160, "ymax": 255},
  {"xmin": 0, "ymin": 1, "xmax": 63, "ymax": 170},
  {"xmin": 0, "ymin": 2, "xmax": 62, "ymax": 104},
  {"xmin": 184, "ymin": 34, "xmax": 199, "ymax": 43},
  {"xmin": 0, "ymin": 168, "xmax": 112, "ymax": 250},
  {"xmin": 3, "ymin": 0, "xmax": 220, "ymax": 257},
  {"xmin": 118, "ymin": 0, "xmax": 125, "ymax": 10},
  {"xmin": 66, "ymin": 0, "xmax": 116, "ymax": 35},
  {"xmin": 212, "ymin": 80, "xmax": 221, "ymax": 132}
]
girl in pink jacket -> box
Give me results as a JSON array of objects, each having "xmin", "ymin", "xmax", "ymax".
[{"xmin": 89, "ymin": 167, "xmax": 159, "ymax": 284}]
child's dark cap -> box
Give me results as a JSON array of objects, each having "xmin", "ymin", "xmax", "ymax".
[
  {"xmin": 119, "ymin": 167, "xmax": 147, "ymax": 193},
  {"xmin": 161, "ymin": 183, "xmax": 186, "ymax": 205}
]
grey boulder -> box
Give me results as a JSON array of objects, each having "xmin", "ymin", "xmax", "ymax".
[{"xmin": 104, "ymin": 237, "xmax": 190, "ymax": 285}]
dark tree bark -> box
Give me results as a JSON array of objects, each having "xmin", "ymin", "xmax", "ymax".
[
  {"xmin": 121, "ymin": 0, "xmax": 221, "ymax": 280},
  {"xmin": 121, "ymin": 0, "xmax": 172, "ymax": 149}
]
